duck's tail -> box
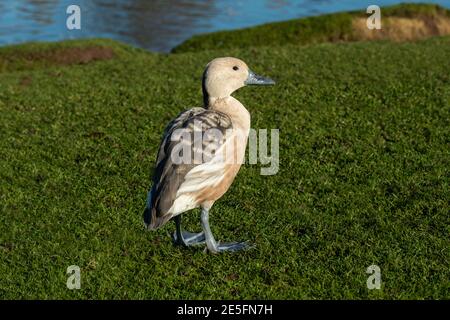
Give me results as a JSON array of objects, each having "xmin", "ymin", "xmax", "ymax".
[
  {"xmin": 143, "ymin": 189, "xmax": 172, "ymax": 230},
  {"xmin": 143, "ymin": 189, "xmax": 156, "ymax": 230}
]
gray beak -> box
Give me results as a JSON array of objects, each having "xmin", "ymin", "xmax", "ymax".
[{"xmin": 245, "ymin": 70, "xmax": 275, "ymax": 86}]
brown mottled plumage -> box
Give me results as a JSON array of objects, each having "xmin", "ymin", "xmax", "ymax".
[{"xmin": 145, "ymin": 108, "xmax": 232, "ymax": 229}]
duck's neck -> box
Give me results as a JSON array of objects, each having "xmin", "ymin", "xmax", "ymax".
[{"xmin": 206, "ymin": 96, "xmax": 251, "ymax": 131}]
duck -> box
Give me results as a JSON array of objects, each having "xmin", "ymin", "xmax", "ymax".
[{"xmin": 143, "ymin": 57, "xmax": 275, "ymax": 253}]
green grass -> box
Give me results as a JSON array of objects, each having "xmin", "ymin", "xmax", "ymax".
[
  {"xmin": 172, "ymin": 3, "xmax": 450, "ymax": 53},
  {"xmin": 1, "ymin": 32, "xmax": 449, "ymax": 299}
]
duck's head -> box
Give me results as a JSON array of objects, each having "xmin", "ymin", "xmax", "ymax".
[{"xmin": 202, "ymin": 57, "xmax": 275, "ymax": 106}]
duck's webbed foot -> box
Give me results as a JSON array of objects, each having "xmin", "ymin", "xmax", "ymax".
[
  {"xmin": 200, "ymin": 207, "xmax": 254, "ymax": 253},
  {"xmin": 173, "ymin": 216, "xmax": 205, "ymax": 247},
  {"xmin": 173, "ymin": 230, "xmax": 206, "ymax": 246},
  {"xmin": 207, "ymin": 241, "xmax": 254, "ymax": 253}
]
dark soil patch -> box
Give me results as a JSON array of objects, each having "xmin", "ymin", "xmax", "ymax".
[
  {"xmin": 29, "ymin": 46, "xmax": 115, "ymax": 65},
  {"xmin": 1, "ymin": 46, "xmax": 116, "ymax": 72}
]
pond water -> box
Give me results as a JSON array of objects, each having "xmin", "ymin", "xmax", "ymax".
[{"xmin": 1, "ymin": 0, "xmax": 449, "ymax": 52}]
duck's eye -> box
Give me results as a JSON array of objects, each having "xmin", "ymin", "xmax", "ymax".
[{"xmin": 233, "ymin": 66, "xmax": 239, "ymax": 71}]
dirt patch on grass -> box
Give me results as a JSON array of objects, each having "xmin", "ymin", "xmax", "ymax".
[
  {"xmin": 19, "ymin": 75, "xmax": 32, "ymax": 87},
  {"xmin": 352, "ymin": 15, "xmax": 450, "ymax": 41},
  {"xmin": 33, "ymin": 46, "xmax": 115, "ymax": 65},
  {"xmin": 3, "ymin": 46, "xmax": 115, "ymax": 70}
]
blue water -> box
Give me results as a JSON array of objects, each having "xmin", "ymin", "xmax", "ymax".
[{"xmin": 1, "ymin": 0, "xmax": 449, "ymax": 52}]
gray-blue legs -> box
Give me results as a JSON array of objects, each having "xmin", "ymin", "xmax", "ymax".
[
  {"xmin": 200, "ymin": 207, "xmax": 252, "ymax": 253},
  {"xmin": 173, "ymin": 215, "xmax": 205, "ymax": 246}
]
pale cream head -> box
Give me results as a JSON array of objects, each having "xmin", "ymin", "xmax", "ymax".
[
  {"xmin": 203, "ymin": 57, "xmax": 249, "ymax": 99},
  {"xmin": 202, "ymin": 57, "xmax": 275, "ymax": 106}
]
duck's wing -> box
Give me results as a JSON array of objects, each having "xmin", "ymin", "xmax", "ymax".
[{"xmin": 144, "ymin": 107, "xmax": 232, "ymax": 229}]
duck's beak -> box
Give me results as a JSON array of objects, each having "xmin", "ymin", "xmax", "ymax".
[{"xmin": 245, "ymin": 70, "xmax": 275, "ymax": 86}]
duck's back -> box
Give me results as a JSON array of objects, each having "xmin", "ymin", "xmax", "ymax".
[{"xmin": 144, "ymin": 107, "xmax": 233, "ymax": 229}]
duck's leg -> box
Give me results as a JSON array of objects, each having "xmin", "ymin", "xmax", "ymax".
[
  {"xmin": 200, "ymin": 207, "xmax": 253, "ymax": 253},
  {"xmin": 172, "ymin": 215, "xmax": 205, "ymax": 246}
]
